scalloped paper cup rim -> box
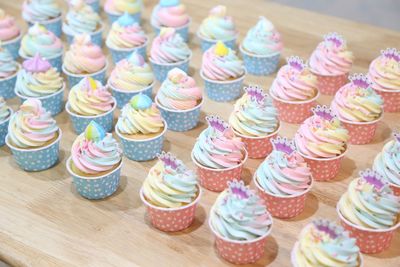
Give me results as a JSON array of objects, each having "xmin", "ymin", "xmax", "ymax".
[
  {"xmin": 66, "ymin": 156, "xmax": 123, "ymax": 180},
  {"xmin": 139, "ymin": 184, "xmax": 202, "ymax": 212},
  {"xmin": 149, "ymin": 51, "xmax": 192, "ymax": 67},
  {"xmin": 239, "ymin": 44, "xmax": 280, "ymax": 58},
  {"xmin": 106, "ymin": 33, "xmax": 148, "ymax": 52},
  {"xmin": 200, "ymin": 69, "xmax": 246, "ymax": 85},
  {"xmin": 15, "ymin": 82, "xmax": 65, "ymax": 101},
  {"xmin": 151, "ymin": 16, "xmax": 191, "ymax": 32},
  {"xmin": 6, "ymin": 128, "xmax": 62, "ymax": 152},
  {"xmin": 65, "ymin": 97, "xmax": 116, "ymax": 119},
  {"xmin": 115, "ymin": 119, "xmax": 168, "ymax": 143},
  {"xmin": 338, "ymin": 113, "xmax": 383, "ymax": 126},
  {"xmin": 107, "ymin": 79, "xmax": 155, "ymax": 95},
  {"xmin": 269, "ymin": 89, "xmax": 320, "ymax": 105},
  {"xmin": 309, "ymin": 68, "xmax": 349, "ymax": 78},
  {"xmin": 196, "ymin": 31, "xmax": 238, "ymax": 43},
  {"xmin": 295, "ymin": 142, "xmax": 348, "ymax": 162},
  {"xmin": 191, "ymin": 148, "xmax": 248, "ymax": 172},
  {"xmin": 19, "ymin": 48, "xmax": 64, "ymax": 61},
  {"xmin": 62, "ymin": 60, "xmax": 108, "ymax": 79},
  {"xmin": 155, "ymin": 95, "xmax": 204, "ymax": 114},
  {"xmin": 0, "ymin": 63, "xmax": 20, "ymax": 82},
  {"xmin": 25, "ymin": 14, "xmax": 62, "ymax": 25},
  {"xmin": 2, "ymin": 31, "xmax": 22, "ymax": 45},
  {"xmin": 232, "ymin": 122, "xmax": 281, "ymax": 140},
  {"xmin": 0, "ymin": 108, "xmax": 13, "ymax": 125},
  {"xmin": 63, "ymin": 21, "xmax": 104, "ymax": 38}
]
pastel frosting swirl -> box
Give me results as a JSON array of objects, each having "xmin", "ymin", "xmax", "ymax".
[
  {"xmin": 242, "ymin": 16, "xmax": 283, "ymax": 56},
  {"xmin": 109, "ymin": 52, "xmax": 154, "ymax": 91},
  {"xmin": 68, "ymin": 77, "xmax": 114, "ymax": 116},
  {"xmin": 20, "ymin": 23, "xmax": 63, "ymax": 58},
  {"xmin": 0, "ymin": 97, "xmax": 11, "ymax": 122},
  {"xmin": 201, "ymin": 41, "xmax": 244, "ymax": 81},
  {"xmin": 151, "ymin": 0, "xmax": 189, "ymax": 28},
  {"xmin": 198, "ymin": 5, "xmax": 236, "ymax": 40},
  {"xmin": 104, "ymin": 0, "xmax": 142, "ymax": 15},
  {"xmin": 0, "ymin": 46, "xmax": 19, "ymax": 78},
  {"xmin": 8, "ymin": 98, "xmax": 59, "ymax": 148},
  {"xmin": 368, "ymin": 51, "xmax": 400, "ymax": 91},
  {"xmin": 22, "ymin": 0, "xmax": 61, "ymax": 22},
  {"xmin": 63, "ymin": 34, "xmax": 106, "ymax": 74},
  {"xmin": 63, "ymin": 0, "xmax": 101, "ymax": 36},
  {"xmin": 15, "ymin": 54, "xmax": 63, "ymax": 97},
  {"xmin": 0, "ymin": 9, "xmax": 20, "ymax": 41},
  {"xmin": 374, "ymin": 140, "xmax": 400, "ymax": 186},
  {"xmin": 157, "ymin": 68, "xmax": 202, "ymax": 110},
  {"xmin": 150, "ymin": 27, "xmax": 191, "ymax": 64},
  {"xmin": 210, "ymin": 180, "xmax": 272, "ymax": 241}
]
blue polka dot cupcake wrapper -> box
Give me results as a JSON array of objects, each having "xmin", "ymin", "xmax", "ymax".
[
  {"xmin": 2, "ymin": 34, "xmax": 21, "ymax": 60},
  {"xmin": 67, "ymin": 157, "xmax": 122, "ymax": 200},
  {"xmin": 0, "ymin": 116, "xmax": 11, "ymax": 147},
  {"xmin": 65, "ymin": 25, "xmax": 104, "ymax": 47},
  {"xmin": 108, "ymin": 42, "xmax": 147, "ymax": 64},
  {"xmin": 150, "ymin": 57, "xmax": 191, "ymax": 82},
  {"xmin": 0, "ymin": 73, "xmax": 18, "ymax": 100},
  {"xmin": 47, "ymin": 54, "xmax": 63, "ymax": 72},
  {"xmin": 116, "ymin": 125, "xmax": 166, "ymax": 161},
  {"xmin": 152, "ymin": 22, "xmax": 190, "ymax": 42},
  {"xmin": 198, "ymin": 34, "xmax": 237, "ymax": 52},
  {"xmin": 28, "ymin": 17, "xmax": 62, "ymax": 37},
  {"xmin": 64, "ymin": 65, "xmax": 107, "ymax": 88},
  {"xmin": 110, "ymin": 83, "xmax": 153, "ymax": 109},
  {"xmin": 17, "ymin": 87, "xmax": 64, "ymax": 116},
  {"xmin": 6, "ymin": 130, "xmax": 61, "ymax": 171},
  {"xmin": 106, "ymin": 11, "xmax": 141, "ymax": 24},
  {"xmin": 87, "ymin": 0, "xmax": 100, "ymax": 13},
  {"xmin": 241, "ymin": 48, "xmax": 280, "ymax": 76},
  {"xmin": 202, "ymin": 73, "xmax": 245, "ymax": 102}
]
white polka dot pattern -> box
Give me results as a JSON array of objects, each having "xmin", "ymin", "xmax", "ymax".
[
  {"xmin": 241, "ymin": 52, "xmax": 280, "ymax": 76},
  {"xmin": 341, "ymin": 121, "xmax": 378, "ymax": 145},
  {"xmin": 18, "ymin": 88, "xmax": 64, "ymax": 116},
  {"xmin": 204, "ymin": 78, "xmax": 244, "ymax": 102},
  {"xmin": 68, "ymin": 110, "xmax": 114, "ymax": 134},
  {"xmin": 111, "ymin": 85, "xmax": 153, "ymax": 109},
  {"xmin": 158, "ymin": 105, "xmax": 201, "ymax": 132},
  {"xmin": 65, "ymin": 68, "xmax": 107, "ymax": 88},
  {"xmin": 0, "ymin": 118, "xmax": 9, "ymax": 147},
  {"xmin": 151, "ymin": 60, "xmax": 190, "ymax": 82},
  {"xmin": 303, "ymin": 155, "xmax": 344, "ymax": 181},
  {"xmin": 273, "ymin": 99, "xmax": 317, "ymax": 124},
  {"xmin": 119, "ymin": 132, "xmax": 165, "ymax": 161},
  {"xmin": 196, "ymin": 164, "xmax": 244, "ymax": 192},
  {"xmin": 109, "ymin": 45, "xmax": 147, "ymax": 64},
  {"xmin": 0, "ymin": 73, "xmax": 17, "ymax": 99},
  {"xmin": 315, "ymin": 73, "xmax": 348, "ymax": 95},
  {"xmin": 375, "ymin": 89, "xmax": 400, "ymax": 112},
  {"xmin": 2, "ymin": 33, "xmax": 21, "ymax": 60},
  {"xmin": 200, "ymin": 38, "xmax": 236, "ymax": 52},
  {"xmin": 240, "ymin": 132, "xmax": 278, "ymax": 159}
]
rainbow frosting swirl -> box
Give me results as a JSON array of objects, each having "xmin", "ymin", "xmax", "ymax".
[
  {"xmin": 198, "ymin": 5, "xmax": 236, "ymax": 40},
  {"xmin": 104, "ymin": 0, "xmax": 142, "ymax": 16},
  {"xmin": 0, "ymin": 46, "xmax": 19, "ymax": 79},
  {"xmin": 0, "ymin": 97, "xmax": 11, "ymax": 122},
  {"xmin": 151, "ymin": 0, "xmax": 189, "ymax": 28},
  {"xmin": 368, "ymin": 48, "xmax": 400, "ymax": 91},
  {"xmin": 63, "ymin": 0, "xmax": 101, "ymax": 36},
  {"xmin": 0, "ymin": 9, "xmax": 20, "ymax": 41},
  {"xmin": 22, "ymin": 0, "xmax": 61, "ymax": 22},
  {"xmin": 374, "ymin": 135, "xmax": 400, "ymax": 187}
]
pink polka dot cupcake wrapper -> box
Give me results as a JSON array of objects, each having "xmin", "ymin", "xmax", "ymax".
[
  {"xmin": 312, "ymin": 72, "xmax": 348, "ymax": 95},
  {"xmin": 337, "ymin": 206, "xmax": 400, "ymax": 254},
  {"xmin": 389, "ymin": 183, "xmax": 400, "ymax": 196},
  {"xmin": 139, "ymin": 186, "xmax": 202, "ymax": 232},
  {"xmin": 340, "ymin": 116, "xmax": 381, "ymax": 145},
  {"xmin": 374, "ymin": 88, "xmax": 400, "ymax": 113}
]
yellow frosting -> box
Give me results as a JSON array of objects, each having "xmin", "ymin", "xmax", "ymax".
[{"xmin": 214, "ymin": 41, "xmax": 229, "ymax": 56}]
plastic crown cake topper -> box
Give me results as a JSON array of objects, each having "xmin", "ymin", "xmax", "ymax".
[
  {"xmin": 381, "ymin": 48, "xmax": 400, "ymax": 62},
  {"xmin": 227, "ymin": 180, "xmax": 253, "ymax": 200},
  {"xmin": 157, "ymin": 151, "xmax": 185, "ymax": 171},
  {"xmin": 23, "ymin": 53, "xmax": 52, "ymax": 73},
  {"xmin": 245, "ymin": 85, "xmax": 266, "ymax": 103},
  {"xmin": 160, "ymin": 0, "xmax": 180, "ymax": 7},
  {"xmin": 323, "ymin": 32, "xmax": 345, "ymax": 47},
  {"xmin": 287, "ymin": 56, "xmax": 306, "ymax": 71},
  {"xmin": 117, "ymin": 12, "xmax": 137, "ymax": 27},
  {"xmin": 312, "ymin": 105, "xmax": 336, "ymax": 121},
  {"xmin": 360, "ymin": 169, "xmax": 387, "ymax": 191},
  {"xmin": 313, "ymin": 219, "xmax": 342, "ymax": 239},
  {"xmin": 130, "ymin": 93, "xmax": 152, "ymax": 110},
  {"xmin": 84, "ymin": 121, "xmax": 106, "ymax": 142},
  {"xmin": 214, "ymin": 41, "xmax": 229, "ymax": 57},
  {"xmin": 206, "ymin": 115, "xmax": 229, "ymax": 133},
  {"xmin": 271, "ymin": 136, "xmax": 295, "ymax": 155},
  {"xmin": 349, "ymin": 73, "xmax": 372, "ymax": 89}
]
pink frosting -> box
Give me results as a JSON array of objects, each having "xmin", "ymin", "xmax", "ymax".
[
  {"xmin": 0, "ymin": 11, "xmax": 20, "ymax": 41},
  {"xmin": 201, "ymin": 46, "xmax": 244, "ymax": 80},
  {"xmin": 119, "ymin": 24, "xmax": 147, "ymax": 46},
  {"xmin": 22, "ymin": 53, "xmax": 52, "ymax": 73},
  {"xmin": 154, "ymin": 4, "xmax": 189, "ymax": 27},
  {"xmin": 72, "ymin": 140, "xmax": 109, "ymax": 173}
]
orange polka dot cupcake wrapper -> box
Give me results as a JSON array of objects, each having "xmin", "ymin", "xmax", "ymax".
[
  {"xmin": 140, "ymin": 187, "xmax": 202, "ymax": 232},
  {"xmin": 340, "ymin": 116, "xmax": 382, "ymax": 145},
  {"xmin": 313, "ymin": 72, "xmax": 348, "ymax": 95},
  {"xmin": 374, "ymin": 89, "xmax": 400, "ymax": 113}
]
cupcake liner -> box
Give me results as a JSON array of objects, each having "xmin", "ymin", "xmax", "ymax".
[
  {"xmin": 65, "ymin": 22, "xmax": 104, "ymax": 47},
  {"xmin": 5, "ymin": 129, "xmax": 62, "ymax": 171},
  {"xmin": 15, "ymin": 83, "xmax": 65, "ymax": 116},
  {"xmin": 389, "ymin": 183, "xmax": 400, "ymax": 196},
  {"xmin": 152, "ymin": 19, "xmax": 191, "ymax": 42},
  {"xmin": 191, "ymin": 150, "xmax": 248, "ymax": 192},
  {"xmin": 87, "ymin": 0, "xmax": 100, "ymax": 13},
  {"xmin": 155, "ymin": 96, "xmax": 203, "ymax": 132},
  {"xmin": 240, "ymin": 45, "xmax": 280, "ymax": 76},
  {"xmin": 0, "ymin": 69, "xmax": 18, "ymax": 100},
  {"xmin": 374, "ymin": 88, "xmax": 400, "ymax": 112},
  {"xmin": 270, "ymin": 91, "xmax": 319, "ymax": 124},
  {"xmin": 66, "ymin": 157, "xmax": 122, "ymax": 200},
  {"xmin": 27, "ymin": 16, "xmax": 62, "ymax": 37},
  {"xmin": 233, "ymin": 124, "xmax": 280, "ymax": 159},
  {"xmin": 254, "ymin": 176, "xmax": 313, "ymax": 219},
  {"xmin": 115, "ymin": 122, "xmax": 167, "ymax": 161},
  {"xmin": 106, "ymin": 11, "xmax": 141, "ymax": 24},
  {"xmin": 66, "ymin": 98, "xmax": 116, "ymax": 134},
  {"xmin": 20, "ymin": 51, "xmax": 63, "ymax": 72},
  {"xmin": 108, "ymin": 81, "xmax": 154, "ymax": 109},
  {"xmin": 337, "ymin": 206, "xmax": 400, "ymax": 254},
  {"xmin": 107, "ymin": 38, "xmax": 148, "ymax": 64},
  {"xmin": 0, "ymin": 109, "xmax": 12, "ymax": 147},
  {"xmin": 297, "ymin": 148, "xmax": 347, "ymax": 182},
  {"xmin": 201, "ymin": 71, "xmax": 246, "ymax": 102},
  {"xmin": 197, "ymin": 31, "xmax": 237, "ymax": 52},
  {"xmin": 209, "ymin": 210, "xmax": 273, "ymax": 264},
  {"xmin": 62, "ymin": 61, "xmax": 108, "ymax": 87},
  {"xmin": 140, "ymin": 186, "xmax": 202, "ymax": 232},
  {"xmin": 312, "ymin": 71, "xmax": 348, "ymax": 95},
  {"xmin": 340, "ymin": 116, "xmax": 382, "ymax": 145},
  {"xmin": 149, "ymin": 53, "xmax": 191, "ymax": 82},
  {"xmin": 2, "ymin": 32, "xmax": 22, "ymax": 60}
]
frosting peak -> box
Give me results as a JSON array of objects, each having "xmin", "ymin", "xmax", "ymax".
[{"xmin": 22, "ymin": 53, "xmax": 52, "ymax": 73}]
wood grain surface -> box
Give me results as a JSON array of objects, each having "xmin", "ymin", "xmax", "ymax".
[{"xmin": 0, "ymin": 0, "xmax": 399, "ymax": 266}]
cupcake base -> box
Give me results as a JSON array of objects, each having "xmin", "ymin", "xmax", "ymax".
[
  {"xmin": 64, "ymin": 22, "xmax": 104, "ymax": 47},
  {"xmin": 197, "ymin": 31, "xmax": 237, "ymax": 52},
  {"xmin": 152, "ymin": 18, "xmax": 191, "ymax": 42},
  {"xmin": 149, "ymin": 53, "xmax": 191, "ymax": 82},
  {"xmin": 26, "ymin": 15, "xmax": 62, "ymax": 37},
  {"xmin": 240, "ymin": 45, "xmax": 280, "ymax": 76},
  {"xmin": 2, "ymin": 32, "xmax": 22, "ymax": 60},
  {"xmin": 0, "ymin": 68, "xmax": 19, "ymax": 100},
  {"xmin": 374, "ymin": 88, "xmax": 400, "ymax": 113},
  {"xmin": 311, "ymin": 71, "xmax": 348, "ymax": 95},
  {"xmin": 201, "ymin": 71, "xmax": 246, "ymax": 102},
  {"xmin": 339, "ymin": 116, "xmax": 382, "ymax": 145},
  {"xmin": 0, "ymin": 109, "xmax": 12, "ymax": 147},
  {"xmin": 107, "ymin": 38, "xmax": 148, "ymax": 64},
  {"xmin": 62, "ymin": 61, "xmax": 108, "ymax": 87},
  {"xmin": 109, "ymin": 81, "xmax": 154, "ymax": 109}
]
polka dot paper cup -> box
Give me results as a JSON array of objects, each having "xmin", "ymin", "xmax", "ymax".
[
  {"xmin": 5, "ymin": 129, "xmax": 62, "ymax": 171},
  {"xmin": 254, "ymin": 175, "xmax": 313, "ymax": 219},
  {"xmin": 20, "ymin": 51, "xmax": 63, "ymax": 72},
  {"xmin": 62, "ymin": 61, "xmax": 108, "ymax": 87},
  {"xmin": 209, "ymin": 209, "xmax": 273, "ymax": 264},
  {"xmin": 191, "ymin": 150, "xmax": 248, "ymax": 192},
  {"xmin": 374, "ymin": 88, "xmax": 400, "ymax": 113},
  {"xmin": 270, "ymin": 91, "xmax": 319, "ymax": 124},
  {"xmin": 155, "ymin": 96, "xmax": 203, "ymax": 132},
  {"xmin": 339, "ymin": 115, "xmax": 382, "ymax": 145},
  {"xmin": 115, "ymin": 122, "xmax": 167, "ymax": 161},
  {"xmin": 65, "ymin": 22, "xmax": 104, "ymax": 47},
  {"xmin": 106, "ymin": 11, "xmax": 141, "ymax": 25},
  {"xmin": 152, "ymin": 19, "xmax": 191, "ymax": 42},
  {"xmin": 108, "ymin": 81, "xmax": 154, "ymax": 109},
  {"xmin": 107, "ymin": 39, "xmax": 148, "ymax": 64},
  {"xmin": 201, "ymin": 71, "xmax": 246, "ymax": 102},
  {"xmin": 140, "ymin": 186, "xmax": 202, "ymax": 232},
  {"xmin": 389, "ymin": 183, "xmax": 400, "ymax": 196},
  {"xmin": 15, "ymin": 83, "xmax": 65, "ymax": 116},
  {"xmin": 337, "ymin": 206, "xmax": 400, "ymax": 254},
  {"xmin": 27, "ymin": 16, "xmax": 62, "ymax": 37},
  {"xmin": 2, "ymin": 32, "xmax": 22, "ymax": 60},
  {"xmin": 311, "ymin": 71, "xmax": 348, "ymax": 95},
  {"xmin": 197, "ymin": 31, "xmax": 237, "ymax": 52},
  {"xmin": 240, "ymin": 45, "xmax": 280, "ymax": 76},
  {"xmin": 66, "ymin": 157, "xmax": 122, "ymax": 200},
  {"xmin": 149, "ymin": 53, "xmax": 192, "ymax": 82},
  {"xmin": 0, "ymin": 67, "xmax": 19, "ymax": 100},
  {"xmin": 0, "ymin": 108, "xmax": 12, "ymax": 147},
  {"xmin": 65, "ymin": 98, "xmax": 116, "ymax": 134}
]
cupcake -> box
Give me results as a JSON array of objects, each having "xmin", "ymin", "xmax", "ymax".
[
  {"xmin": 115, "ymin": 94, "xmax": 167, "ymax": 161},
  {"xmin": 62, "ymin": 0, "xmax": 103, "ymax": 46},
  {"xmin": 269, "ymin": 56, "xmax": 319, "ymax": 124},
  {"xmin": 254, "ymin": 137, "xmax": 313, "ymax": 218},
  {"xmin": 191, "ymin": 115, "xmax": 247, "ymax": 192},
  {"xmin": 62, "ymin": 34, "xmax": 107, "ymax": 87},
  {"xmin": 368, "ymin": 48, "xmax": 400, "ymax": 112},
  {"xmin": 150, "ymin": 0, "xmax": 190, "ymax": 41},
  {"xmin": 22, "ymin": 0, "xmax": 62, "ymax": 37},
  {"xmin": 149, "ymin": 27, "xmax": 191, "ymax": 82},
  {"xmin": 201, "ymin": 41, "xmax": 245, "ymax": 102},
  {"xmin": 309, "ymin": 32, "xmax": 354, "ymax": 95},
  {"xmin": 0, "ymin": 9, "xmax": 22, "ymax": 60},
  {"xmin": 5, "ymin": 98, "xmax": 61, "ymax": 171},
  {"xmin": 240, "ymin": 16, "xmax": 283, "ymax": 76},
  {"xmin": 294, "ymin": 105, "xmax": 349, "ymax": 181},
  {"xmin": 108, "ymin": 51, "xmax": 154, "ymax": 108},
  {"xmin": 373, "ymin": 132, "xmax": 400, "ymax": 196},
  {"xmin": 140, "ymin": 151, "xmax": 201, "ymax": 232},
  {"xmin": 197, "ymin": 5, "xmax": 237, "ymax": 52},
  {"xmin": 19, "ymin": 23, "xmax": 63, "ymax": 71},
  {"xmin": 291, "ymin": 220, "xmax": 362, "ymax": 267},
  {"xmin": 337, "ymin": 169, "xmax": 400, "ymax": 254},
  {"xmin": 0, "ymin": 98, "xmax": 12, "ymax": 146},
  {"xmin": 66, "ymin": 0, "xmax": 100, "ymax": 13},
  {"xmin": 104, "ymin": 0, "xmax": 142, "ymax": 24},
  {"xmin": 106, "ymin": 12, "xmax": 148, "ymax": 63},
  {"xmin": 0, "ymin": 45, "xmax": 20, "ymax": 99},
  {"xmin": 66, "ymin": 121, "xmax": 123, "ymax": 199},
  {"xmin": 209, "ymin": 180, "xmax": 273, "ymax": 264},
  {"xmin": 229, "ymin": 85, "xmax": 279, "ymax": 158},
  {"xmin": 66, "ymin": 77, "xmax": 115, "ymax": 134},
  {"xmin": 15, "ymin": 54, "xmax": 64, "ymax": 116},
  {"xmin": 155, "ymin": 68, "xmax": 203, "ymax": 132},
  {"xmin": 331, "ymin": 73, "xmax": 384, "ymax": 145}
]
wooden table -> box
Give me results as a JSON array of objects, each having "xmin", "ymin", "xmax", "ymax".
[{"xmin": 0, "ymin": 0, "xmax": 399, "ymax": 266}]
